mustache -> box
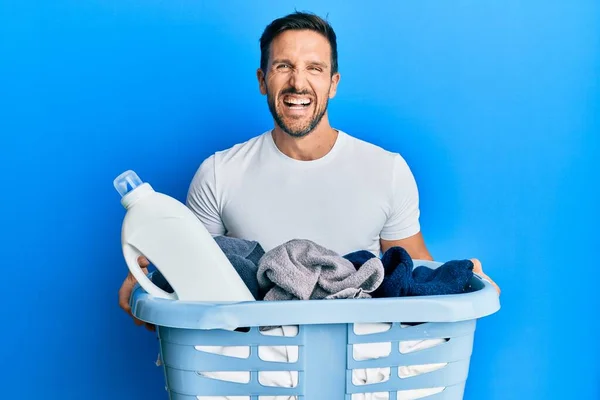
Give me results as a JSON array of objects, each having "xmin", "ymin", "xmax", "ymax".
[{"xmin": 279, "ymin": 87, "xmax": 314, "ymax": 97}]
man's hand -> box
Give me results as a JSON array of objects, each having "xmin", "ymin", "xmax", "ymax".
[
  {"xmin": 471, "ymin": 258, "xmax": 501, "ymax": 295},
  {"xmin": 118, "ymin": 255, "xmax": 155, "ymax": 331}
]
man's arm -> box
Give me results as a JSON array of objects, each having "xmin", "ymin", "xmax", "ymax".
[
  {"xmin": 186, "ymin": 154, "xmax": 227, "ymax": 236},
  {"xmin": 380, "ymin": 155, "xmax": 500, "ymax": 295},
  {"xmin": 380, "ymin": 231, "xmax": 433, "ymax": 260},
  {"xmin": 379, "ymin": 154, "xmax": 432, "ymax": 259}
]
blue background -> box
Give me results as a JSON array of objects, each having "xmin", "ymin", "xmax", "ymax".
[{"xmin": 1, "ymin": 1, "xmax": 598, "ymax": 398}]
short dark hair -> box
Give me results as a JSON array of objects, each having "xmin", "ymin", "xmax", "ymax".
[{"xmin": 259, "ymin": 11, "xmax": 338, "ymax": 76}]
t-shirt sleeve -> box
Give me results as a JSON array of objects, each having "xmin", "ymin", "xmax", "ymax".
[
  {"xmin": 379, "ymin": 154, "xmax": 421, "ymax": 240},
  {"xmin": 185, "ymin": 154, "xmax": 227, "ymax": 236}
]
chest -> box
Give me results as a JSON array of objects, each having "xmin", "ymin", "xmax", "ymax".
[{"xmin": 220, "ymin": 166, "xmax": 389, "ymax": 255}]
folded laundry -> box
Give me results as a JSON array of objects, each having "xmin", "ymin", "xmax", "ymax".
[
  {"xmin": 343, "ymin": 246, "xmax": 474, "ymax": 297},
  {"xmin": 257, "ymin": 239, "xmax": 385, "ymax": 301}
]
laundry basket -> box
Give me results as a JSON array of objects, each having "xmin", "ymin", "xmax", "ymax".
[{"xmin": 130, "ymin": 260, "xmax": 500, "ymax": 400}]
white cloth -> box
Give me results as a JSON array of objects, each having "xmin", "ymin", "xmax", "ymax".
[
  {"xmin": 351, "ymin": 323, "xmax": 447, "ymax": 400},
  {"xmin": 196, "ymin": 325, "xmax": 299, "ymax": 400},
  {"xmin": 186, "ymin": 129, "xmax": 421, "ymax": 256},
  {"xmin": 194, "ymin": 323, "xmax": 447, "ymax": 400}
]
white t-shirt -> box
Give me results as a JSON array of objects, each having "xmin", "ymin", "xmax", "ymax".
[{"xmin": 186, "ymin": 129, "xmax": 421, "ymax": 256}]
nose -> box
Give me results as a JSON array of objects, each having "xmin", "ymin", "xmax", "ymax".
[{"xmin": 288, "ymin": 68, "xmax": 308, "ymax": 91}]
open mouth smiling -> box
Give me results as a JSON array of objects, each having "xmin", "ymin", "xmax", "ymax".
[{"xmin": 282, "ymin": 96, "xmax": 312, "ymax": 109}]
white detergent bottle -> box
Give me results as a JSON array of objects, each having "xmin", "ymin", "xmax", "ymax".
[{"xmin": 113, "ymin": 170, "xmax": 255, "ymax": 302}]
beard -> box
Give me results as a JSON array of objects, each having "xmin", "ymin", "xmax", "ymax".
[{"xmin": 266, "ymin": 86, "xmax": 329, "ymax": 138}]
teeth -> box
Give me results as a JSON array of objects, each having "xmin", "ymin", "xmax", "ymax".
[{"xmin": 284, "ymin": 97, "xmax": 311, "ymax": 105}]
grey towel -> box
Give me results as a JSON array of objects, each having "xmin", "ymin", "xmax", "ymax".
[{"xmin": 257, "ymin": 239, "xmax": 385, "ymax": 301}]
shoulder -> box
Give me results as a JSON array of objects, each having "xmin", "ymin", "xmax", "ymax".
[
  {"xmin": 193, "ymin": 131, "xmax": 269, "ymax": 177},
  {"xmin": 340, "ymin": 130, "xmax": 411, "ymax": 172},
  {"xmin": 188, "ymin": 131, "xmax": 270, "ymax": 200},
  {"xmin": 213, "ymin": 132, "xmax": 269, "ymax": 167}
]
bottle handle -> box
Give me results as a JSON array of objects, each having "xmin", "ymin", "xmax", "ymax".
[{"xmin": 123, "ymin": 243, "xmax": 177, "ymax": 300}]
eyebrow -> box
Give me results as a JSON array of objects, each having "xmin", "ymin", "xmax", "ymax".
[
  {"xmin": 271, "ymin": 59, "xmax": 329, "ymax": 69},
  {"xmin": 308, "ymin": 61, "xmax": 329, "ymax": 69}
]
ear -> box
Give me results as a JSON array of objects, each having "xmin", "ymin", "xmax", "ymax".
[
  {"xmin": 328, "ymin": 72, "xmax": 341, "ymax": 99},
  {"xmin": 257, "ymin": 68, "xmax": 267, "ymax": 95}
]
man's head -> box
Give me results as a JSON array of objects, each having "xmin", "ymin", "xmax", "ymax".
[{"xmin": 257, "ymin": 12, "xmax": 340, "ymax": 138}]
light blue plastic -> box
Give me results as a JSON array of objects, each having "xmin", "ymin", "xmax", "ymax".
[
  {"xmin": 113, "ymin": 170, "xmax": 144, "ymax": 198},
  {"xmin": 130, "ymin": 260, "xmax": 500, "ymax": 399}
]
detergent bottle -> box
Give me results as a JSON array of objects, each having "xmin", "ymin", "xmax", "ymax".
[{"xmin": 113, "ymin": 170, "xmax": 255, "ymax": 302}]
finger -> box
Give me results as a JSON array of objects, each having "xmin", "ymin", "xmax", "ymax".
[
  {"xmin": 120, "ymin": 272, "xmax": 154, "ymax": 326},
  {"xmin": 470, "ymin": 258, "xmax": 482, "ymax": 274},
  {"xmin": 492, "ymin": 281, "xmax": 501, "ymax": 295},
  {"xmin": 119, "ymin": 275, "xmax": 139, "ymax": 315},
  {"xmin": 125, "ymin": 270, "xmax": 142, "ymax": 285},
  {"xmin": 145, "ymin": 323, "xmax": 156, "ymax": 332},
  {"xmin": 121, "ymin": 292, "xmax": 145, "ymax": 325},
  {"xmin": 122, "ymin": 292, "xmax": 145, "ymax": 325},
  {"xmin": 137, "ymin": 255, "xmax": 150, "ymax": 268},
  {"xmin": 118, "ymin": 285, "xmax": 132, "ymax": 314},
  {"xmin": 470, "ymin": 258, "xmax": 501, "ymax": 295},
  {"xmin": 134, "ymin": 257, "xmax": 150, "ymax": 276}
]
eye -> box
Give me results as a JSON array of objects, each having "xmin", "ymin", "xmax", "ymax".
[
  {"xmin": 308, "ymin": 66, "xmax": 323, "ymax": 72},
  {"xmin": 277, "ymin": 64, "xmax": 290, "ymax": 69}
]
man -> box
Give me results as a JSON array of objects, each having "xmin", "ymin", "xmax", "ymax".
[{"xmin": 119, "ymin": 11, "xmax": 500, "ymax": 328}]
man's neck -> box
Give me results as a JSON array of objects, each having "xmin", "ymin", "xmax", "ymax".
[{"xmin": 271, "ymin": 120, "xmax": 338, "ymax": 161}]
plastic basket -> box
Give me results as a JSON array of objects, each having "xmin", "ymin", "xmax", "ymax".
[{"xmin": 130, "ymin": 260, "xmax": 500, "ymax": 399}]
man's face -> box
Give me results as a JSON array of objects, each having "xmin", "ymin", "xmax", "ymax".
[{"xmin": 258, "ymin": 30, "xmax": 340, "ymax": 137}]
